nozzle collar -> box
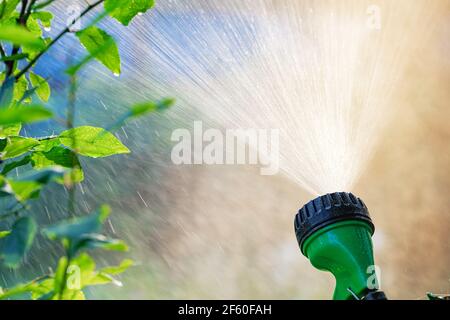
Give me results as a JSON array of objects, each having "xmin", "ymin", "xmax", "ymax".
[{"xmin": 294, "ymin": 192, "xmax": 374, "ymax": 254}]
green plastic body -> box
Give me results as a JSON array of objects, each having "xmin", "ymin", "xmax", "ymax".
[{"xmin": 302, "ymin": 220, "xmax": 377, "ymax": 300}]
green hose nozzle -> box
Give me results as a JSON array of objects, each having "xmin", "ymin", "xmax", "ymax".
[{"xmin": 294, "ymin": 192, "xmax": 387, "ymax": 300}]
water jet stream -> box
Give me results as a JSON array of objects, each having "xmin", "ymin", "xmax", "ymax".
[{"xmin": 115, "ymin": 0, "xmax": 439, "ymax": 195}]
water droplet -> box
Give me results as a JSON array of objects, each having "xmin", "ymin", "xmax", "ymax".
[
  {"xmin": 113, "ymin": 72, "xmax": 120, "ymax": 77},
  {"xmin": 44, "ymin": 27, "xmax": 51, "ymax": 32}
]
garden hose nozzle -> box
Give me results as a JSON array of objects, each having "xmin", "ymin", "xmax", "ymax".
[{"xmin": 294, "ymin": 192, "xmax": 387, "ymax": 300}]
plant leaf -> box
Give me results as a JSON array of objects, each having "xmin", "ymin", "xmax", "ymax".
[
  {"xmin": 29, "ymin": 72, "xmax": 51, "ymax": 102},
  {"xmin": 0, "ymin": 0, "xmax": 20, "ymax": 23},
  {"xmin": 33, "ymin": 137, "xmax": 59, "ymax": 152},
  {"xmin": 0, "ymin": 216, "xmax": 37, "ymax": 268},
  {"xmin": 76, "ymin": 26, "xmax": 120, "ymax": 75},
  {"xmin": 31, "ymin": 146, "xmax": 84, "ymax": 183},
  {"xmin": 13, "ymin": 75, "xmax": 30, "ymax": 104},
  {"xmin": 100, "ymin": 259, "xmax": 134, "ymax": 275},
  {"xmin": 8, "ymin": 180, "xmax": 42, "ymax": 201},
  {"xmin": 0, "ymin": 230, "xmax": 11, "ymax": 238},
  {"xmin": 1, "ymin": 154, "xmax": 31, "ymax": 175},
  {"xmin": 0, "ymin": 24, "xmax": 45, "ymax": 49},
  {"xmin": 0, "ymin": 123, "xmax": 21, "ymax": 138},
  {"xmin": 130, "ymin": 98, "xmax": 174, "ymax": 117},
  {"xmin": 0, "ymin": 105, "xmax": 52, "ymax": 126},
  {"xmin": 105, "ymin": 0, "xmax": 154, "ymax": 26},
  {"xmin": 0, "ymin": 136, "xmax": 40, "ymax": 160},
  {"xmin": 0, "ymin": 76, "xmax": 14, "ymax": 109},
  {"xmin": 16, "ymin": 167, "xmax": 66, "ymax": 184},
  {"xmin": 59, "ymin": 126, "xmax": 130, "ymax": 158},
  {"xmin": 43, "ymin": 205, "xmax": 111, "ymax": 241},
  {"xmin": 70, "ymin": 233, "xmax": 128, "ymax": 255},
  {"xmin": 31, "ymin": 11, "xmax": 53, "ymax": 28}
]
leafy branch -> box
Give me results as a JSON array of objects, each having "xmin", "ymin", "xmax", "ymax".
[
  {"xmin": 0, "ymin": 0, "xmax": 169, "ymax": 300},
  {"xmin": 14, "ymin": 0, "xmax": 104, "ymax": 80}
]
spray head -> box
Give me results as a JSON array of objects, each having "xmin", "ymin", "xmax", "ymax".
[{"xmin": 294, "ymin": 192, "xmax": 387, "ymax": 300}]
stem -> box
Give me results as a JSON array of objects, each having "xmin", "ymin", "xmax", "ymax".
[
  {"xmin": 5, "ymin": 0, "xmax": 28, "ymax": 78},
  {"xmin": 14, "ymin": 0, "xmax": 104, "ymax": 81},
  {"xmin": 66, "ymin": 74, "xmax": 78, "ymax": 217},
  {"xmin": 58, "ymin": 254, "xmax": 72, "ymax": 300},
  {"xmin": 58, "ymin": 74, "xmax": 78, "ymax": 299},
  {"xmin": 0, "ymin": 44, "xmax": 6, "ymax": 58}
]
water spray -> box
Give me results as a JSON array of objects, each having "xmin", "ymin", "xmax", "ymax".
[{"xmin": 294, "ymin": 192, "xmax": 387, "ymax": 300}]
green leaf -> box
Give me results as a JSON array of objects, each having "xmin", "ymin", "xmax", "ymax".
[
  {"xmin": 31, "ymin": 278, "xmax": 54, "ymax": 300},
  {"xmin": 8, "ymin": 180, "xmax": 42, "ymax": 201},
  {"xmin": 105, "ymin": 0, "xmax": 154, "ymax": 26},
  {"xmin": 0, "ymin": 280, "xmax": 38, "ymax": 300},
  {"xmin": 2, "ymin": 168, "xmax": 67, "ymax": 202},
  {"xmin": 26, "ymin": 15, "xmax": 43, "ymax": 37},
  {"xmin": 0, "ymin": 230, "xmax": 11, "ymax": 238},
  {"xmin": 33, "ymin": 137, "xmax": 59, "ymax": 152},
  {"xmin": 0, "ymin": 105, "xmax": 52, "ymax": 126},
  {"xmin": 67, "ymin": 253, "xmax": 96, "ymax": 287},
  {"xmin": 76, "ymin": 26, "xmax": 120, "ymax": 75},
  {"xmin": 100, "ymin": 259, "xmax": 134, "ymax": 275},
  {"xmin": 17, "ymin": 167, "xmax": 66, "ymax": 184},
  {"xmin": 0, "ymin": 0, "xmax": 20, "ymax": 22},
  {"xmin": 106, "ymin": 98, "xmax": 174, "ymax": 132},
  {"xmin": 70, "ymin": 254, "xmax": 132, "ymax": 288},
  {"xmin": 59, "ymin": 126, "xmax": 130, "ymax": 158},
  {"xmin": 13, "ymin": 75, "xmax": 29, "ymax": 104},
  {"xmin": 43, "ymin": 205, "xmax": 111, "ymax": 241},
  {"xmin": 31, "ymin": 11, "xmax": 53, "ymax": 28},
  {"xmin": 1, "ymin": 154, "xmax": 31, "ymax": 175},
  {"xmin": 71, "ymin": 233, "xmax": 128, "ymax": 255},
  {"xmin": 0, "ymin": 76, "xmax": 14, "ymax": 108},
  {"xmin": 31, "ymin": 146, "xmax": 84, "ymax": 183},
  {"xmin": 0, "ymin": 136, "xmax": 40, "ymax": 159},
  {"xmin": 130, "ymin": 98, "xmax": 174, "ymax": 117},
  {"xmin": 29, "ymin": 72, "xmax": 51, "ymax": 102},
  {"xmin": 0, "ymin": 216, "xmax": 37, "ymax": 268},
  {"xmin": 0, "ymin": 123, "xmax": 21, "ymax": 138},
  {"xmin": 60, "ymin": 290, "xmax": 85, "ymax": 300},
  {"xmin": 0, "ymin": 24, "xmax": 45, "ymax": 49}
]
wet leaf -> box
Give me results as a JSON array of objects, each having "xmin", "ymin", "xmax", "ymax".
[
  {"xmin": 1, "ymin": 154, "xmax": 31, "ymax": 175},
  {"xmin": 130, "ymin": 98, "xmax": 174, "ymax": 117},
  {"xmin": 0, "ymin": 76, "xmax": 14, "ymax": 109},
  {"xmin": 76, "ymin": 26, "xmax": 120, "ymax": 75},
  {"xmin": 0, "ymin": 216, "xmax": 37, "ymax": 268},
  {"xmin": 43, "ymin": 205, "xmax": 111, "ymax": 241},
  {"xmin": 0, "ymin": 105, "xmax": 52, "ymax": 126},
  {"xmin": 31, "ymin": 11, "xmax": 53, "ymax": 28},
  {"xmin": 0, "ymin": 136, "xmax": 40, "ymax": 159},
  {"xmin": 8, "ymin": 180, "xmax": 42, "ymax": 201},
  {"xmin": 0, "ymin": 0, "xmax": 20, "ymax": 22},
  {"xmin": 105, "ymin": 0, "xmax": 154, "ymax": 26},
  {"xmin": 0, "ymin": 24, "xmax": 45, "ymax": 49},
  {"xmin": 31, "ymin": 146, "xmax": 84, "ymax": 183},
  {"xmin": 29, "ymin": 72, "xmax": 51, "ymax": 102},
  {"xmin": 59, "ymin": 126, "xmax": 129, "ymax": 158},
  {"xmin": 0, "ymin": 123, "xmax": 21, "ymax": 138}
]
